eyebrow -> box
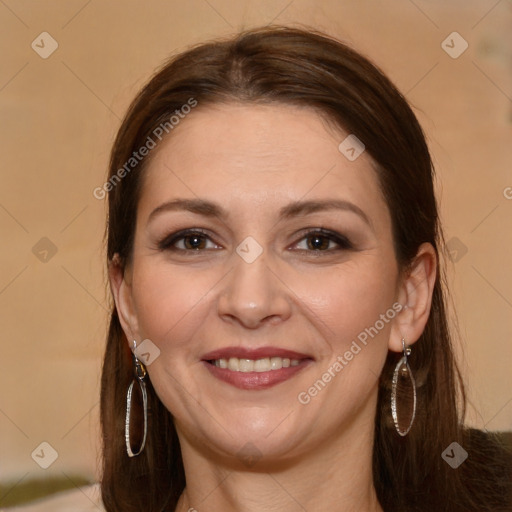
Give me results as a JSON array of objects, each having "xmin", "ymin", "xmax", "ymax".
[{"xmin": 148, "ymin": 198, "xmax": 372, "ymax": 227}]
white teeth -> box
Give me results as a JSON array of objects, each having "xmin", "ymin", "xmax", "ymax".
[
  {"xmin": 228, "ymin": 357, "xmax": 239, "ymax": 371},
  {"xmin": 254, "ymin": 358, "xmax": 270, "ymax": 372},
  {"xmin": 239, "ymin": 358, "xmax": 254, "ymax": 372},
  {"xmin": 212, "ymin": 356, "xmax": 302, "ymax": 372},
  {"xmin": 270, "ymin": 357, "xmax": 282, "ymax": 370}
]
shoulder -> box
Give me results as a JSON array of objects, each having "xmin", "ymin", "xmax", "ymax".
[{"xmin": 8, "ymin": 484, "xmax": 104, "ymax": 511}]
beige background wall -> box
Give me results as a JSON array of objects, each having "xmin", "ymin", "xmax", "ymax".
[{"xmin": 1, "ymin": 0, "xmax": 511, "ymax": 489}]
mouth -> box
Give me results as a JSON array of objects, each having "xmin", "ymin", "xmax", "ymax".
[{"xmin": 202, "ymin": 347, "xmax": 313, "ymax": 390}]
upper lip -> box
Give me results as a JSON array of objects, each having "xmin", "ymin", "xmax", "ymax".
[{"xmin": 202, "ymin": 346, "xmax": 314, "ymax": 361}]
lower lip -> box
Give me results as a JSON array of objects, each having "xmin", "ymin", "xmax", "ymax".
[{"xmin": 203, "ymin": 360, "xmax": 311, "ymax": 390}]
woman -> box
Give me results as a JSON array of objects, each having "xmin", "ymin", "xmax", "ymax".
[{"xmin": 100, "ymin": 26, "xmax": 511, "ymax": 511}]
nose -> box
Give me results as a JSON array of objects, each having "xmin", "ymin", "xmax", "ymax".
[{"xmin": 216, "ymin": 250, "xmax": 292, "ymax": 329}]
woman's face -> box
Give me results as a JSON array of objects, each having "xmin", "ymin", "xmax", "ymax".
[{"xmin": 117, "ymin": 103, "xmax": 404, "ymax": 465}]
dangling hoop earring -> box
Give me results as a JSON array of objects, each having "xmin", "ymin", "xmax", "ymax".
[
  {"xmin": 391, "ymin": 338, "xmax": 417, "ymax": 437},
  {"xmin": 125, "ymin": 340, "xmax": 148, "ymax": 457}
]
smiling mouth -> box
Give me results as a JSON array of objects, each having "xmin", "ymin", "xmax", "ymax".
[
  {"xmin": 202, "ymin": 348, "xmax": 313, "ymax": 390},
  {"xmin": 207, "ymin": 356, "xmax": 301, "ymax": 372}
]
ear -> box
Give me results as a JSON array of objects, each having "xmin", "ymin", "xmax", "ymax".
[
  {"xmin": 108, "ymin": 254, "xmax": 140, "ymax": 344},
  {"xmin": 389, "ymin": 242, "xmax": 437, "ymax": 352}
]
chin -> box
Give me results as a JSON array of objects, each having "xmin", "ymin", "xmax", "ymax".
[{"xmin": 178, "ymin": 403, "xmax": 324, "ymax": 467}]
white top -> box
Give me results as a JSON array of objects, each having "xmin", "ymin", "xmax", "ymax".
[{"xmin": 6, "ymin": 484, "xmax": 105, "ymax": 511}]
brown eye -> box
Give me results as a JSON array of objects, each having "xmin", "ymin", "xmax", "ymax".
[
  {"xmin": 293, "ymin": 229, "xmax": 353, "ymax": 252},
  {"xmin": 158, "ymin": 229, "xmax": 220, "ymax": 251},
  {"xmin": 306, "ymin": 234, "xmax": 331, "ymax": 251},
  {"xmin": 182, "ymin": 234, "xmax": 207, "ymax": 250}
]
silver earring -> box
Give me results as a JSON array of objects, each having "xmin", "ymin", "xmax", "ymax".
[
  {"xmin": 125, "ymin": 340, "xmax": 148, "ymax": 457},
  {"xmin": 391, "ymin": 338, "xmax": 417, "ymax": 437}
]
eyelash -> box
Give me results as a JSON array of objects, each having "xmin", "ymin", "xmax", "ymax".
[
  {"xmin": 157, "ymin": 228, "xmax": 353, "ymax": 253},
  {"xmin": 293, "ymin": 228, "xmax": 353, "ymax": 252}
]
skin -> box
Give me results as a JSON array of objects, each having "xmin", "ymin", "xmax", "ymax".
[{"xmin": 110, "ymin": 103, "xmax": 436, "ymax": 512}]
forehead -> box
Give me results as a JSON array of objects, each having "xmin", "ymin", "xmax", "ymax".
[
  {"xmin": 150, "ymin": 102, "xmax": 351, "ymax": 173},
  {"xmin": 138, "ymin": 102, "xmax": 388, "ymax": 222}
]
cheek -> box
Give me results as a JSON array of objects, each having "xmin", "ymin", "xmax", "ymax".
[
  {"xmin": 289, "ymin": 260, "xmax": 398, "ymax": 426},
  {"xmin": 288, "ymin": 257, "xmax": 398, "ymax": 349},
  {"xmin": 131, "ymin": 262, "xmax": 217, "ymax": 350}
]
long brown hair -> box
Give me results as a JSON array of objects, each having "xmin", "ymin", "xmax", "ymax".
[{"xmin": 100, "ymin": 26, "xmax": 511, "ymax": 511}]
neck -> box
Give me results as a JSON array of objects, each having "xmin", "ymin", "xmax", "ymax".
[{"xmin": 174, "ymin": 399, "xmax": 383, "ymax": 512}]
